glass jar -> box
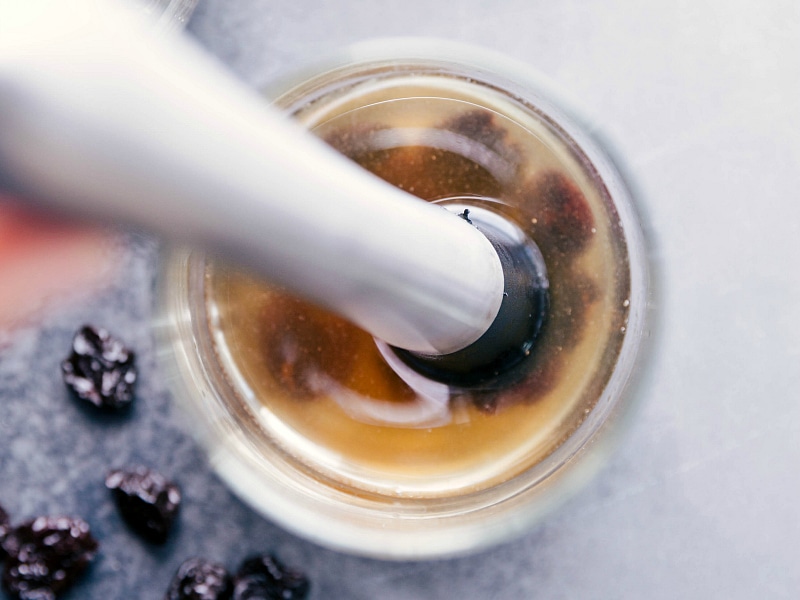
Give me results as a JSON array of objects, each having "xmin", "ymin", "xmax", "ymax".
[{"xmin": 157, "ymin": 38, "xmax": 651, "ymax": 559}]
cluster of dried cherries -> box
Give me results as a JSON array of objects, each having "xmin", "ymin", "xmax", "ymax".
[{"xmin": 0, "ymin": 325, "xmax": 309, "ymax": 600}]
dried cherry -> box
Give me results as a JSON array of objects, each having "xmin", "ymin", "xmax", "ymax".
[
  {"xmin": 443, "ymin": 110, "xmax": 511, "ymax": 155},
  {"xmin": 61, "ymin": 325, "xmax": 137, "ymax": 410},
  {"xmin": 1, "ymin": 516, "xmax": 98, "ymax": 600},
  {"xmin": 165, "ymin": 557, "xmax": 232, "ymax": 600},
  {"xmin": 106, "ymin": 466, "xmax": 181, "ymax": 544},
  {"xmin": 232, "ymin": 555, "xmax": 309, "ymax": 600},
  {"xmin": 0, "ymin": 503, "xmax": 9, "ymax": 558},
  {"xmin": 522, "ymin": 170, "xmax": 596, "ymax": 257}
]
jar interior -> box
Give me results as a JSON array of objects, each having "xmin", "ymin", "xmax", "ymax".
[{"xmin": 201, "ymin": 67, "xmax": 633, "ymax": 498}]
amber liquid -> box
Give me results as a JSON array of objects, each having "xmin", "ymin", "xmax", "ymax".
[{"xmin": 206, "ymin": 75, "xmax": 631, "ymax": 497}]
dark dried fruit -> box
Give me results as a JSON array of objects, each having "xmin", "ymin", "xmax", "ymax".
[
  {"xmin": 0, "ymin": 503, "xmax": 9, "ymax": 558},
  {"xmin": 441, "ymin": 109, "xmax": 522, "ymax": 180},
  {"xmin": 522, "ymin": 170, "xmax": 595, "ymax": 257},
  {"xmin": 61, "ymin": 325, "xmax": 137, "ymax": 410},
  {"xmin": 443, "ymin": 110, "xmax": 510, "ymax": 154},
  {"xmin": 1, "ymin": 516, "xmax": 98, "ymax": 600},
  {"xmin": 106, "ymin": 466, "xmax": 181, "ymax": 544},
  {"xmin": 232, "ymin": 555, "xmax": 309, "ymax": 600},
  {"xmin": 165, "ymin": 557, "xmax": 232, "ymax": 600}
]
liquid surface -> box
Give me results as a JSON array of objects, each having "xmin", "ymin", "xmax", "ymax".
[{"xmin": 206, "ymin": 75, "xmax": 631, "ymax": 496}]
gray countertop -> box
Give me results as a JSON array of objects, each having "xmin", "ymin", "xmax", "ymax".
[{"xmin": 2, "ymin": 0, "xmax": 799, "ymax": 598}]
